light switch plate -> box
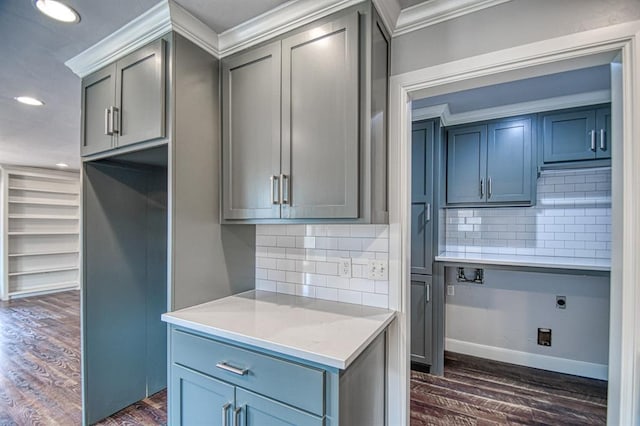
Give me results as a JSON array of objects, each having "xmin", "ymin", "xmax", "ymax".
[
  {"xmin": 367, "ymin": 259, "xmax": 388, "ymax": 280},
  {"xmin": 339, "ymin": 258, "xmax": 352, "ymax": 278}
]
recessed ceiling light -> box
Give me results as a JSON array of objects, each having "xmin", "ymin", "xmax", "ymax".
[
  {"xmin": 33, "ymin": 0, "xmax": 80, "ymax": 23},
  {"xmin": 14, "ymin": 96, "xmax": 45, "ymax": 106},
  {"xmin": 56, "ymin": 163, "xmax": 69, "ymax": 168}
]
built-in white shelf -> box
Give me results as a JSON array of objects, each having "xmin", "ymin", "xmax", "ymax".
[
  {"xmin": 8, "ymin": 250, "xmax": 79, "ymax": 258},
  {"xmin": 1, "ymin": 166, "xmax": 81, "ymax": 300}
]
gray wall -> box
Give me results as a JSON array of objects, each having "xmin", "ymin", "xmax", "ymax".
[
  {"xmin": 392, "ymin": 0, "xmax": 640, "ymax": 76},
  {"xmin": 445, "ymin": 268, "xmax": 609, "ymax": 365}
]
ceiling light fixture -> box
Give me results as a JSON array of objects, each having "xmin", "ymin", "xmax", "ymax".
[
  {"xmin": 56, "ymin": 163, "xmax": 69, "ymax": 168},
  {"xmin": 14, "ymin": 96, "xmax": 45, "ymax": 106},
  {"xmin": 33, "ymin": 0, "xmax": 80, "ymax": 23}
]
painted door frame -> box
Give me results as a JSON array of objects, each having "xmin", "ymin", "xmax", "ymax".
[{"xmin": 386, "ymin": 20, "xmax": 640, "ymax": 425}]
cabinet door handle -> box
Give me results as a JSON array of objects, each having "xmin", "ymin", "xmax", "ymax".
[
  {"xmin": 104, "ymin": 108, "xmax": 112, "ymax": 135},
  {"xmin": 425, "ymin": 203, "xmax": 431, "ymax": 223},
  {"xmin": 480, "ymin": 178, "xmax": 484, "ymax": 198},
  {"xmin": 233, "ymin": 406, "xmax": 242, "ymax": 426},
  {"xmin": 270, "ymin": 176, "xmax": 280, "ymax": 205},
  {"xmin": 426, "ymin": 284, "xmax": 430, "ymax": 303},
  {"xmin": 590, "ymin": 130, "xmax": 596, "ymax": 151},
  {"xmin": 600, "ymin": 129, "xmax": 606, "ymax": 151},
  {"xmin": 222, "ymin": 403, "xmax": 231, "ymax": 426},
  {"xmin": 488, "ymin": 177, "xmax": 492, "ymax": 199},
  {"xmin": 110, "ymin": 106, "xmax": 119, "ymax": 134},
  {"xmin": 280, "ymin": 174, "xmax": 289, "ymax": 205},
  {"xmin": 216, "ymin": 362, "xmax": 248, "ymax": 376}
]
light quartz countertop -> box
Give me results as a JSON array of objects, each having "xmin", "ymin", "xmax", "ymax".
[
  {"xmin": 161, "ymin": 290, "xmax": 396, "ymax": 370},
  {"xmin": 435, "ymin": 251, "xmax": 610, "ymax": 271}
]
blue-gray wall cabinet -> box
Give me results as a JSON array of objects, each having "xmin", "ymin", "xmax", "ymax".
[
  {"xmin": 540, "ymin": 104, "xmax": 611, "ymax": 165},
  {"xmin": 446, "ymin": 116, "xmax": 535, "ymax": 206},
  {"xmin": 411, "ymin": 120, "xmax": 435, "ymax": 276},
  {"xmin": 221, "ymin": 3, "xmax": 389, "ymax": 224},
  {"xmin": 81, "ymin": 38, "xmax": 166, "ymax": 157},
  {"xmin": 222, "ymin": 42, "xmax": 282, "ymax": 220},
  {"xmin": 411, "ymin": 274, "xmax": 433, "ymax": 366}
]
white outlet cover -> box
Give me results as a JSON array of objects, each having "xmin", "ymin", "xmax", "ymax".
[
  {"xmin": 447, "ymin": 285, "xmax": 455, "ymax": 296},
  {"xmin": 339, "ymin": 258, "xmax": 352, "ymax": 278},
  {"xmin": 367, "ymin": 259, "xmax": 388, "ymax": 280}
]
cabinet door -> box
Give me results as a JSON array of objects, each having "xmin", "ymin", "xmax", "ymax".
[
  {"xmin": 596, "ymin": 107, "xmax": 611, "ymax": 160},
  {"xmin": 411, "ymin": 121, "xmax": 434, "ymax": 275},
  {"xmin": 170, "ymin": 364, "xmax": 235, "ymax": 426},
  {"xmin": 81, "ymin": 64, "xmax": 116, "ymax": 156},
  {"xmin": 115, "ymin": 38, "xmax": 165, "ymax": 148},
  {"xmin": 222, "ymin": 42, "xmax": 282, "ymax": 219},
  {"xmin": 411, "ymin": 274, "xmax": 432, "ymax": 366},
  {"xmin": 542, "ymin": 109, "xmax": 596, "ymax": 163},
  {"xmin": 237, "ymin": 388, "xmax": 323, "ymax": 426},
  {"xmin": 281, "ymin": 13, "xmax": 359, "ymax": 219},
  {"xmin": 486, "ymin": 118, "xmax": 532, "ymax": 203},
  {"xmin": 446, "ymin": 125, "xmax": 487, "ymax": 204}
]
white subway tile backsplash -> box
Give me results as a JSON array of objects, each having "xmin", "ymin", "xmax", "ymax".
[{"xmin": 445, "ymin": 169, "xmax": 610, "ymax": 264}]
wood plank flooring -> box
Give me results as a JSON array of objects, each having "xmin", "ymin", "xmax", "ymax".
[
  {"xmin": 0, "ymin": 291, "xmax": 166, "ymax": 425},
  {"xmin": 2, "ymin": 291, "xmax": 608, "ymax": 425},
  {"xmin": 411, "ymin": 352, "xmax": 608, "ymax": 425}
]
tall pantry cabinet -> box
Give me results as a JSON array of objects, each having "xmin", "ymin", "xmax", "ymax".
[{"xmin": 80, "ymin": 33, "xmax": 255, "ymax": 425}]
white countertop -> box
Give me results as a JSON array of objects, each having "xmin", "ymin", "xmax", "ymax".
[
  {"xmin": 161, "ymin": 290, "xmax": 396, "ymax": 370},
  {"xmin": 435, "ymin": 252, "xmax": 610, "ymax": 271}
]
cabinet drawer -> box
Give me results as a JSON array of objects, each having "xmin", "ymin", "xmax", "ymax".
[{"xmin": 172, "ymin": 329, "xmax": 325, "ymax": 416}]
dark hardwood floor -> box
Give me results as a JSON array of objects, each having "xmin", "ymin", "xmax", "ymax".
[
  {"xmin": 2, "ymin": 291, "xmax": 608, "ymax": 425},
  {"xmin": 0, "ymin": 291, "xmax": 166, "ymax": 426},
  {"xmin": 411, "ymin": 352, "xmax": 608, "ymax": 425}
]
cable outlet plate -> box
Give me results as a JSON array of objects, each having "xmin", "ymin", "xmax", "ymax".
[{"xmin": 367, "ymin": 259, "xmax": 388, "ymax": 280}]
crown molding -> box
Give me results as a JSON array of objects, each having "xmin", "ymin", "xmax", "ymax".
[
  {"xmin": 411, "ymin": 90, "xmax": 611, "ymax": 125},
  {"xmin": 372, "ymin": 0, "xmax": 401, "ymax": 34},
  {"xmin": 395, "ymin": 0, "xmax": 512, "ymax": 36},
  {"xmin": 217, "ymin": 0, "xmax": 363, "ymax": 57},
  {"xmin": 65, "ymin": 0, "xmax": 218, "ymax": 78}
]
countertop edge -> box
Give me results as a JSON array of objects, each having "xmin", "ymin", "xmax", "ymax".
[
  {"xmin": 161, "ymin": 310, "xmax": 397, "ymax": 370},
  {"xmin": 434, "ymin": 254, "xmax": 610, "ymax": 272}
]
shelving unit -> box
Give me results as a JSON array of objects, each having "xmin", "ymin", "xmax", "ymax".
[{"xmin": 1, "ymin": 166, "xmax": 80, "ymax": 300}]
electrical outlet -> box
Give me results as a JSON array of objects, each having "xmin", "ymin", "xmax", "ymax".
[
  {"xmin": 447, "ymin": 285, "xmax": 455, "ymax": 296},
  {"xmin": 367, "ymin": 259, "xmax": 388, "ymax": 280},
  {"xmin": 339, "ymin": 258, "xmax": 352, "ymax": 278},
  {"xmin": 538, "ymin": 328, "xmax": 552, "ymax": 346},
  {"xmin": 556, "ymin": 295, "xmax": 566, "ymax": 309}
]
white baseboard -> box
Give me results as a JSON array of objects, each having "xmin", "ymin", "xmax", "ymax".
[{"xmin": 445, "ymin": 338, "xmax": 608, "ymax": 380}]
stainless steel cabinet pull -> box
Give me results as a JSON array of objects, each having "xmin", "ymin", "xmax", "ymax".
[
  {"xmin": 480, "ymin": 178, "xmax": 484, "ymax": 198},
  {"xmin": 110, "ymin": 106, "xmax": 119, "ymax": 134},
  {"xmin": 600, "ymin": 129, "xmax": 606, "ymax": 151},
  {"xmin": 426, "ymin": 284, "xmax": 430, "ymax": 303},
  {"xmin": 590, "ymin": 130, "xmax": 596, "ymax": 151},
  {"xmin": 104, "ymin": 108, "xmax": 112, "ymax": 135},
  {"xmin": 233, "ymin": 406, "xmax": 242, "ymax": 426},
  {"xmin": 222, "ymin": 403, "xmax": 231, "ymax": 426},
  {"xmin": 216, "ymin": 362, "xmax": 248, "ymax": 376},
  {"xmin": 425, "ymin": 203, "xmax": 431, "ymax": 223},
  {"xmin": 488, "ymin": 177, "xmax": 492, "ymax": 198},
  {"xmin": 280, "ymin": 174, "xmax": 289, "ymax": 205},
  {"xmin": 270, "ymin": 176, "xmax": 280, "ymax": 205}
]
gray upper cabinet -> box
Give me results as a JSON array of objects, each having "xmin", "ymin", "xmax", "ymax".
[
  {"xmin": 486, "ymin": 118, "xmax": 532, "ymax": 203},
  {"xmin": 222, "ymin": 3, "xmax": 389, "ymax": 223},
  {"xmin": 281, "ymin": 13, "xmax": 359, "ymax": 219},
  {"xmin": 446, "ymin": 116, "xmax": 535, "ymax": 207},
  {"xmin": 411, "ymin": 120, "xmax": 435, "ymax": 276},
  {"xmin": 222, "ymin": 42, "xmax": 281, "ymax": 220},
  {"xmin": 81, "ymin": 38, "xmax": 166, "ymax": 157},
  {"xmin": 81, "ymin": 65, "xmax": 116, "ymax": 156},
  {"xmin": 446, "ymin": 125, "xmax": 487, "ymax": 204},
  {"xmin": 540, "ymin": 104, "xmax": 611, "ymax": 165}
]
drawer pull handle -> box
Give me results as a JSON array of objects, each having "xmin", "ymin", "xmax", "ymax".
[
  {"xmin": 222, "ymin": 403, "xmax": 231, "ymax": 426},
  {"xmin": 233, "ymin": 406, "xmax": 243, "ymax": 426},
  {"xmin": 216, "ymin": 362, "xmax": 249, "ymax": 376}
]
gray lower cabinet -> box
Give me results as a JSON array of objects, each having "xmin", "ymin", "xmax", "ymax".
[
  {"xmin": 221, "ymin": 3, "xmax": 389, "ymax": 223},
  {"xmin": 81, "ymin": 38, "xmax": 166, "ymax": 157},
  {"xmin": 446, "ymin": 116, "xmax": 535, "ymax": 206},
  {"xmin": 411, "ymin": 275, "xmax": 433, "ymax": 366},
  {"xmin": 169, "ymin": 327, "xmax": 386, "ymax": 426},
  {"xmin": 540, "ymin": 104, "xmax": 611, "ymax": 165}
]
